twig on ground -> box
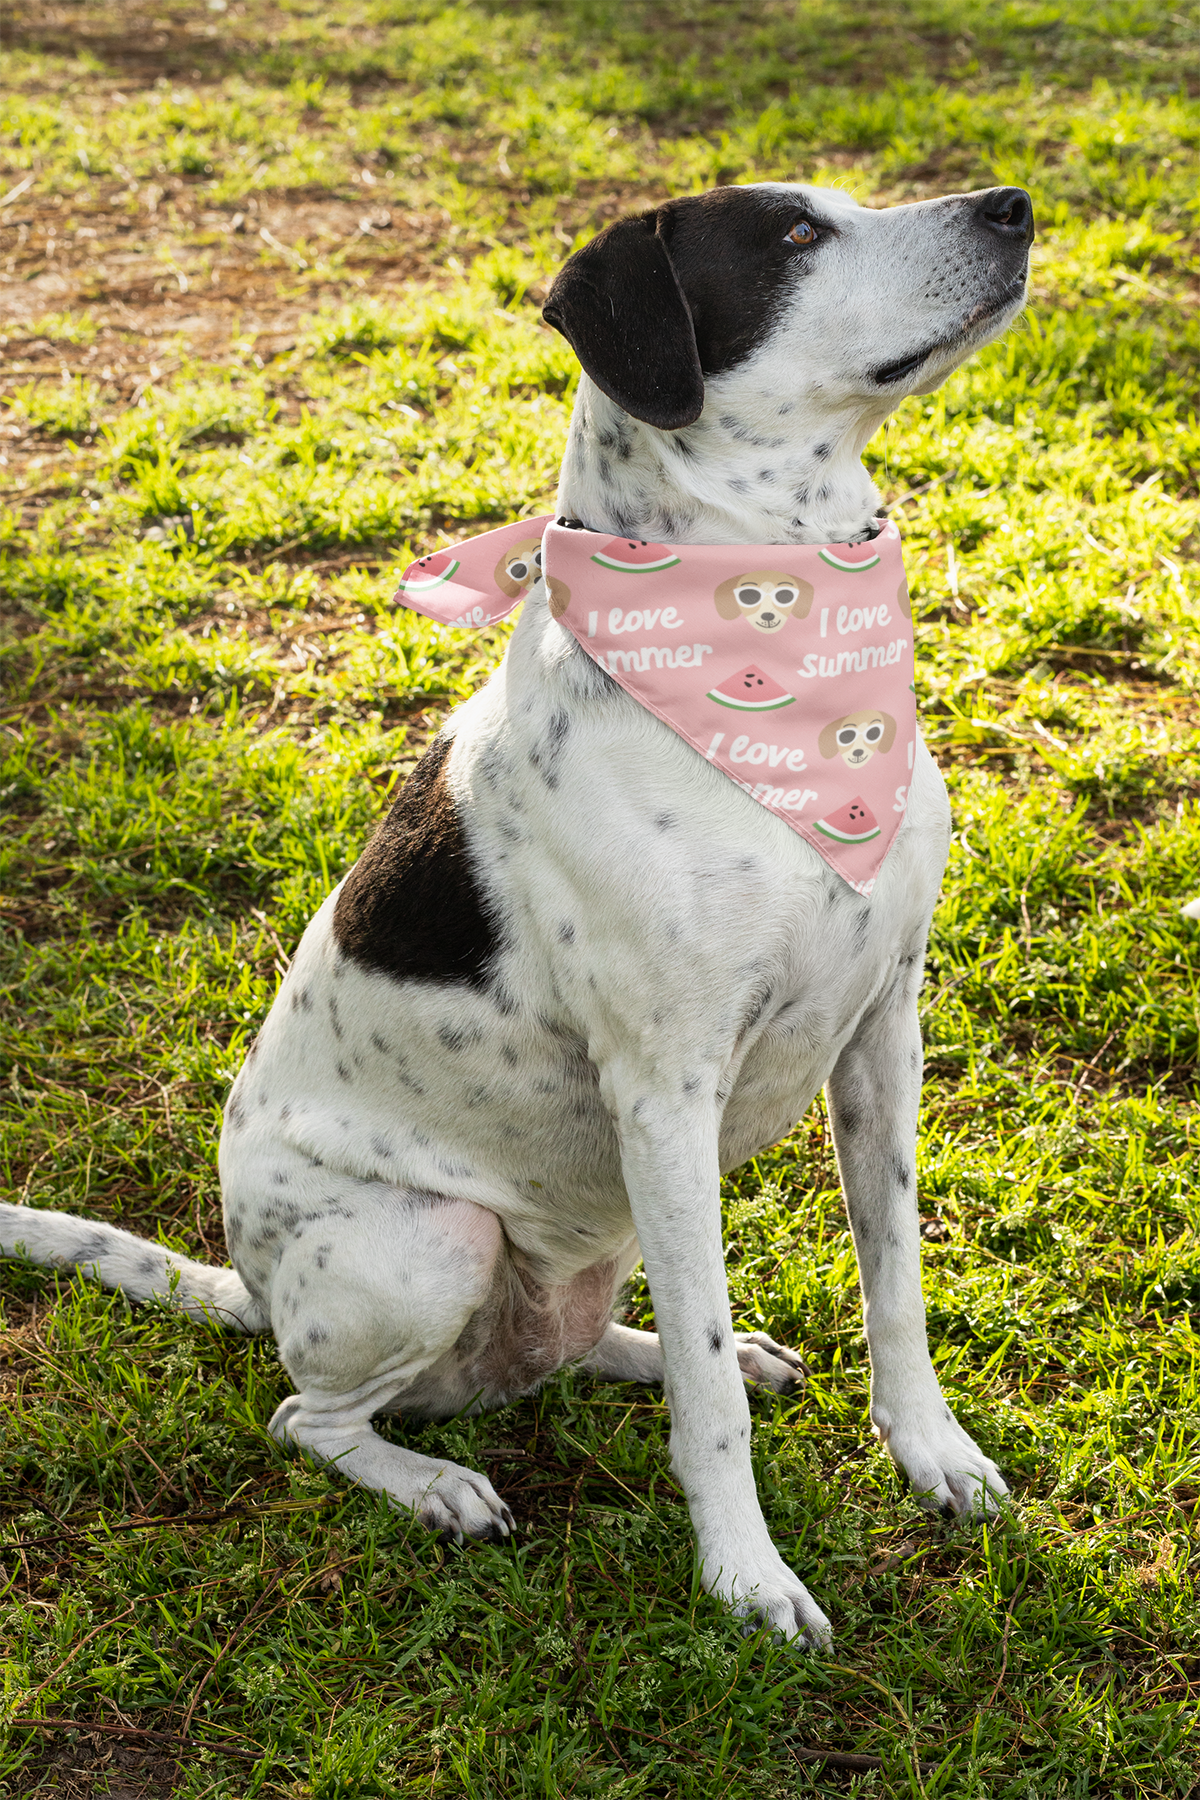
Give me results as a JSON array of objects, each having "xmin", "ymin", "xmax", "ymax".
[
  {"xmin": 788, "ymin": 1741, "xmax": 942, "ymax": 1775},
  {"xmin": 0, "ymin": 1490, "xmax": 341, "ymax": 1553},
  {"xmin": 7, "ymin": 1715, "xmax": 266, "ymax": 1764}
]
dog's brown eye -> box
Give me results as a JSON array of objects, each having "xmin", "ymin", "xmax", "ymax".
[
  {"xmin": 786, "ymin": 220, "xmax": 817, "ymax": 246},
  {"xmin": 735, "ymin": 587, "xmax": 762, "ymax": 607}
]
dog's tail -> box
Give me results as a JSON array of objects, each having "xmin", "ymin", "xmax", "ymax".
[{"xmin": 0, "ymin": 1203, "xmax": 269, "ymax": 1334}]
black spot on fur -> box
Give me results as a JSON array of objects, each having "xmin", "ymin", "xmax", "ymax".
[
  {"xmin": 226, "ymin": 1097, "xmax": 245, "ymax": 1130},
  {"xmin": 654, "ymin": 812, "xmax": 677, "ymax": 831},
  {"xmin": 708, "ymin": 1324, "xmax": 724, "ymax": 1354},
  {"xmin": 501, "ymin": 1044, "xmax": 520, "ymax": 1066},
  {"xmin": 895, "ymin": 1159, "xmax": 911, "ymax": 1189},
  {"xmin": 813, "ymin": 441, "xmax": 830, "ymax": 460},
  {"xmin": 336, "ymin": 1061, "xmax": 351, "ymax": 1082},
  {"xmin": 529, "ymin": 709, "xmax": 571, "ymax": 791},
  {"xmin": 371, "ymin": 1032, "xmax": 391, "ymax": 1054},
  {"xmin": 306, "ymin": 1324, "xmax": 330, "ymax": 1345},
  {"xmin": 333, "ymin": 734, "xmax": 499, "ymax": 988},
  {"xmin": 558, "ymin": 921, "xmax": 575, "ymax": 945},
  {"xmin": 840, "ymin": 1107, "xmax": 860, "ymax": 1134},
  {"xmin": 328, "ymin": 995, "xmax": 344, "ymax": 1040},
  {"xmin": 272, "ymin": 1171, "xmax": 290, "ymax": 1187},
  {"xmin": 715, "ymin": 1438, "xmax": 729, "ymax": 1451}
]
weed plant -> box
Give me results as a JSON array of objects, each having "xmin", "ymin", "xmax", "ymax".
[{"xmin": 1, "ymin": 1, "xmax": 1198, "ymax": 1795}]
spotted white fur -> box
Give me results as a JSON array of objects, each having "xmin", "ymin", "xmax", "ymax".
[{"xmin": 0, "ymin": 180, "xmax": 1035, "ymax": 1644}]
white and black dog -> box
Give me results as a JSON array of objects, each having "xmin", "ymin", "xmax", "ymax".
[{"xmin": 1, "ymin": 180, "xmax": 1034, "ymax": 1644}]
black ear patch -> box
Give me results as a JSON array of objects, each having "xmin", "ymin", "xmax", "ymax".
[{"xmin": 542, "ymin": 212, "xmax": 705, "ymax": 431}]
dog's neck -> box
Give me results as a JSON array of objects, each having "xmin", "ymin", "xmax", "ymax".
[{"xmin": 556, "ymin": 374, "xmax": 889, "ymax": 547}]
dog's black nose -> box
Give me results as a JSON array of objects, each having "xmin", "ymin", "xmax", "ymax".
[{"xmin": 975, "ymin": 187, "xmax": 1035, "ymax": 246}]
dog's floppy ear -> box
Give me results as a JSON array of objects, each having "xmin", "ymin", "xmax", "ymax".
[
  {"xmin": 877, "ymin": 710, "xmax": 897, "ymax": 753},
  {"xmin": 542, "ymin": 210, "xmax": 704, "ymax": 430},
  {"xmin": 818, "ymin": 716, "xmax": 846, "ymax": 760},
  {"xmin": 714, "ymin": 576, "xmax": 743, "ymax": 619}
]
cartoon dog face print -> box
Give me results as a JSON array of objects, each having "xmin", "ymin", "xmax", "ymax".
[
  {"xmin": 494, "ymin": 537, "xmax": 544, "ymax": 599},
  {"xmin": 714, "ymin": 571, "xmax": 814, "ymax": 634},
  {"xmin": 818, "ymin": 708, "xmax": 897, "ymax": 768}
]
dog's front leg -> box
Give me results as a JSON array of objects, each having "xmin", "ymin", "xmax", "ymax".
[
  {"xmin": 607, "ymin": 1073, "xmax": 831, "ymax": 1644},
  {"xmin": 827, "ymin": 976, "xmax": 1008, "ymax": 1516}
]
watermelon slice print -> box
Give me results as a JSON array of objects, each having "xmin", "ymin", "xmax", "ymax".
[
  {"xmin": 814, "ymin": 797, "xmax": 881, "ymax": 843},
  {"xmin": 591, "ymin": 538, "xmax": 681, "ymax": 573},
  {"xmin": 707, "ymin": 664, "xmax": 796, "ymax": 711},
  {"xmin": 400, "ymin": 548, "xmax": 461, "ymax": 594},
  {"xmin": 818, "ymin": 547, "xmax": 881, "ymax": 572}
]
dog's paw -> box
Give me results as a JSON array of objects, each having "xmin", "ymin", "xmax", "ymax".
[
  {"xmin": 734, "ymin": 1331, "xmax": 809, "ymax": 1394},
  {"xmin": 873, "ymin": 1400, "xmax": 1008, "ymax": 1518},
  {"xmin": 411, "ymin": 1459, "xmax": 517, "ymax": 1546},
  {"xmin": 707, "ymin": 1551, "xmax": 832, "ymax": 1647},
  {"xmin": 268, "ymin": 1399, "xmax": 515, "ymax": 1545}
]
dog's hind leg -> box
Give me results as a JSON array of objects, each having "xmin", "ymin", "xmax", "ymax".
[
  {"xmin": 582, "ymin": 1322, "xmax": 808, "ymax": 1393},
  {"xmin": 265, "ymin": 1184, "xmax": 515, "ymax": 1543}
]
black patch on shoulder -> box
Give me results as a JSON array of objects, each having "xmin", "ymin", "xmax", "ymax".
[{"xmin": 333, "ymin": 735, "xmax": 499, "ymax": 987}]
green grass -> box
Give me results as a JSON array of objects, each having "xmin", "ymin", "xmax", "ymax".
[{"xmin": 1, "ymin": 0, "xmax": 1199, "ymax": 1794}]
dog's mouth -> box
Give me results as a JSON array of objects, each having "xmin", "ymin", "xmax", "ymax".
[
  {"xmin": 870, "ymin": 278, "xmax": 1028, "ymax": 388},
  {"xmin": 754, "ymin": 613, "xmax": 783, "ymax": 630},
  {"xmin": 871, "ymin": 347, "xmax": 934, "ymax": 387}
]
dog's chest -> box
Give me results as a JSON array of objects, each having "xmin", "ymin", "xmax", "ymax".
[{"xmin": 227, "ymin": 600, "xmax": 947, "ymax": 1282}]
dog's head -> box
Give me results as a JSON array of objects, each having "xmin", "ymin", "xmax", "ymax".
[
  {"xmin": 819, "ymin": 708, "xmax": 897, "ymax": 768},
  {"xmin": 714, "ymin": 570, "xmax": 814, "ymax": 632},
  {"xmin": 543, "ymin": 183, "xmax": 1034, "ymax": 433}
]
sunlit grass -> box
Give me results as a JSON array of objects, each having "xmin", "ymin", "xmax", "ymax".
[{"xmin": 1, "ymin": 0, "xmax": 1198, "ymax": 1794}]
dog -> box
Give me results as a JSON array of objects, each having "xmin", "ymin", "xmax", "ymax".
[{"xmin": 1, "ymin": 178, "xmax": 1035, "ymax": 1644}]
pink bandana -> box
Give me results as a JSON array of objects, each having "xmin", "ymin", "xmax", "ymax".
[{"xmin": 395, "ymin": 517, "xmax": 916, "ymax": 893}]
